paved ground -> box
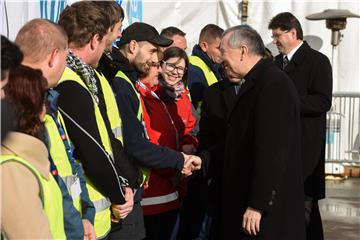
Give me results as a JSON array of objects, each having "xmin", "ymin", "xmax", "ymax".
[{"xmin": 320, "ymin": 178, "xmax": 360, "ymax": 240}]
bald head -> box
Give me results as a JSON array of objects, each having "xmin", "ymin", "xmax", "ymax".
[{"xmin": 15, "ymin": 19, "xmax": 68, "ymax": 63}]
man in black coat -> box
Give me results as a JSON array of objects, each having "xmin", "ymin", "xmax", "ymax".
[
  {"xmin": 219, "ymin": 25, "xmax": 305, "ymax": 240},
  {"xmin": 269, "ymin": 12, "xmax": 333, "ymax": 240}
]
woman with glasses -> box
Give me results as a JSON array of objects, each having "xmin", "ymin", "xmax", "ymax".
[
  {"xmin": 1, "ymin": 65, "xmax": 66, "ymax": 239},
  {"xmin": 138, "ymin": 47, "xmax": 198, "ymax": 240}
]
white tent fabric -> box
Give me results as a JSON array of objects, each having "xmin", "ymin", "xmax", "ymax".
[
  {"xmin": 143, "ymin": 0, "xmax": 360, "ymax": 93},
  {"xmin": 1, "ymin": 0, "xmax": 359, "ymax": 92}
]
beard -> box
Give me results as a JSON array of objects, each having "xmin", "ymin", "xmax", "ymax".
[{"xmin": 133, "ymin": 52, "xmax": 150, "ymax": 76}]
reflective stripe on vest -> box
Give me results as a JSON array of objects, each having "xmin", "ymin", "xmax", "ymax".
[
  {"xmin": 140, "ymin": 191, "xmax": 179, "ymax": 206},
  {"xmin": 189, "ymin": 56, "xmax": 219, "ymax": 112},
  {"xmin": 1, "ymin": 155, "xmax": 66, "ymax": 239},
  {"xmin": 59, "ymin": 67, "xmax": 111, "ymax": 238},
  {"xmin": 189, "ymin": 55, "xmax": 218, "ymax": 87},
  {"xmin": 44, "ymin": 114, "xmax": 82, "ymax": 212},
  {"xmin": 115, "ymin": 70, "xmax": 151, "ymax": 187},
  {"xmin": 96, "ymin": 71, "xmax": 123, "ymax": 143},
  {"xmin": 93, "ymin": 197, "xmax": 112, "ymax": 212}
]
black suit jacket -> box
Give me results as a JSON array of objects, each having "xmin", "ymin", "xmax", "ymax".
[
  {"xmin": 275, "ymin": 42, "xmax": 333, "ymax": 199},
  {"xmin": 220, "ymin": 59, "xmax": 305, "ymax": 239}
]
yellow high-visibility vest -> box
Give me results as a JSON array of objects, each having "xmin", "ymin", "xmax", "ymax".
[
  {"xmin": 59, "ymin": 67, "xmax": 112, "ymax": 239},
  {"xmin": 97, "ymin": 71, "xmax": 123, "ymax": 143},
  {"xmin": 1, "ymin": 155, "xmax": 66, "ymax": 239},
  {"xmin": 189, "ymin": 55, "xmax": 219, "ymax": 113},
  {"xmin": 115, "ymin": 70, "xmax": 151, "ymax": 187},
  {"xmin": 44, "ymin": 113, "xmax": 82, "ymax": 212},
  {"xmin": 189, "ymin": 55, "xmax": 218, "ymax": 87}
]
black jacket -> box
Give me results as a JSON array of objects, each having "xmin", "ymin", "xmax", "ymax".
[
  {"xmin": 55, "ymin": 67, "xmax": 141, "ymax": 204},
  {"xmin": 100, "ymin": 49, "xmax": 185, "ymax": 177},
  {"xmin": 275, "ymin": 42, "xmax": 333, "ymax": 199},
  {"xmin": 199, "ymin": 79, "xmax": 237, "ymax": 184},
  {"xmin": 220, "ymin": 59, "xmax": 305, "ymax": 239}
]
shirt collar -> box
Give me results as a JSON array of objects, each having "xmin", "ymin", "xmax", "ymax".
[{"xmin": 285, "ymin": 41, "xmax": 303, "ymax": 61}]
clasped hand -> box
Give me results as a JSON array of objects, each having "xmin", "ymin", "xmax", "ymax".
[
  {"xmin": 111, "ymin": 187, "xmax": 134, "ymax": 222},
  {"xmin": 181, "ymin": 153, "xmax": 202, "ymax": 176}
]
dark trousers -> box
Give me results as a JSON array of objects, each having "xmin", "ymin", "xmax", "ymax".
[
  {"xmin": 178, "ymin": 176, "xmax": 209, "ymax": 239},
  {"xmin": 144, "ymin": 209, "xmax": 179, "ymax": 240},
  {"xmin": 108, "ymin": 201, "xmax": 146, "ymax": 240},
  {"xmin": 305, "ymin": 197, "xmax": 324, "ymax": 240}
]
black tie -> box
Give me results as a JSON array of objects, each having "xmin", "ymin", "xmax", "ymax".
[{"xmin": 283, "ymin": 56, "xmax": 289, "ymax": 70}]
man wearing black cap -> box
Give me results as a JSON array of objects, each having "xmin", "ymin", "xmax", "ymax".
[{"xmin": 101, "ymin": 22, "xmax": 202, "ymax": 240}]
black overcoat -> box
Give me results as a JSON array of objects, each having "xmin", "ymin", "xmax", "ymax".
[
  {"xmin": 220, "ymin": 59, "xmax": 305, "ymax": 239},
  {"xmin": 275, "ymin": 42, "xmax": 333, "ymax": 199}
]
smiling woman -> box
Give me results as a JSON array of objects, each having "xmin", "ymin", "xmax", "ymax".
[
  {"xmin": 138, "ymin": 46, "xmax": 198, "ymax": 240},
  {"xmin": 160, "ymin": 46, "xmax": 189, "ymax": 87},
  {"xmin": 162, "ymin": 60, "xmax": 186, "ymax": 77}
]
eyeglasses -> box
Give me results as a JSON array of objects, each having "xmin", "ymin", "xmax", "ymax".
[
  {"xmin": 271, "ymin": 30, "xmax": 289, "ymax": 39},
  {"xmin": 162, "ymin": 61, "xmax": 186, "ymax": 76},
  {"xmin": 148, "ymin": 61, "xmax": 161, "ymax": 69}
]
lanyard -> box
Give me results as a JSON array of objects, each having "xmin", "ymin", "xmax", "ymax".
[
  {"xmin": 137, "ymin": 82, "xmax": 180, "ymax": 150},
  {"xmin": 50, "ymin": 112, "xmax": 76, "ymax": 172}
]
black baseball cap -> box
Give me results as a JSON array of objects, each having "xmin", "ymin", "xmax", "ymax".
[{"xmin": 117, "ymin": 22, "xmax": 173, "ymax": 47}]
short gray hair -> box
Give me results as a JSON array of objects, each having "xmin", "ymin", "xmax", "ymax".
[{"xmin": 223, "ymin": 25, "xmax": 265, "ymax": 57}]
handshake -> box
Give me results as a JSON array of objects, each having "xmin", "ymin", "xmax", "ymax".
[{"xmin": 181, "ymin": 153, "xmax": 202, "ymax": 176}]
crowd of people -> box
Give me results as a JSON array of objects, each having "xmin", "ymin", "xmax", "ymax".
[{"xmin": 1, "ymin": 1, "xmax": 332, "ymax": 240}]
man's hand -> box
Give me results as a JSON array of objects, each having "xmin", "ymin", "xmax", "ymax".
[
  {"xmin": 186, "ymin": 155, "xmax": 202, "ymax": 171},
  {"xmin": 82, "ymin": 219, "xmax": 96, "ymax": 240},
  {"xmin": 111, "ymin": 187, "xmax": 134, "ymax": 221},
  {"xmin": 182, "ymin": 154, "xmax": 202, "ymax": 176},
  {"xmin": 242, "ymin": 207, "xmax": 262, "ymax": 236},
  {"xmin": 181, "ymin": 153, "xmax": 192, "ymax": 176}
]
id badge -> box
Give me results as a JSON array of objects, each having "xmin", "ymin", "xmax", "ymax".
[{"xmin": 70, "ymin": 176, "xmax": 82, "ymax": 200}]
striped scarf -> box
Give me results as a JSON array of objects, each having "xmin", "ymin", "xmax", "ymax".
[{"xmin": 66, "ymin": 51, "xmax": 99, "ymax": 104}]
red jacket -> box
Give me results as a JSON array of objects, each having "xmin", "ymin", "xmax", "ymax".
[{"xmin": 138, "ymin": 82, "xmax": 198, "ymax": 215}]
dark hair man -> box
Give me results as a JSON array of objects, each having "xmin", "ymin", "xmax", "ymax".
[
  {"xmin": 269, "ymin": 12, "xmax": 333, "ymax": 240},
  {"xmin": 187, "ymin": 24, "xmax": 224, "ymax": 112},
  {"xmin": 160, "ymin": 26, "xmax": 187, "ymax": 50},
  {"xmin": 92, "ymin": 0, "xmax": 124, "ymax": 53}
]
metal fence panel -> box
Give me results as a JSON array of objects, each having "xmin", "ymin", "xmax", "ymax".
[{"xmin": 325, "ymin": 92, "xmax": 360, "ymax": 174}]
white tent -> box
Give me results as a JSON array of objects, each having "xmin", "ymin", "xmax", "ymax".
[{"xmin": 1, "ymin": 0, "xmax": 360, "ymax": 92}]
